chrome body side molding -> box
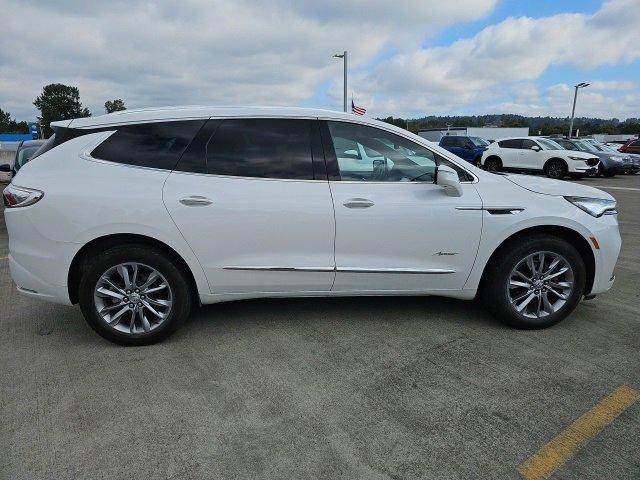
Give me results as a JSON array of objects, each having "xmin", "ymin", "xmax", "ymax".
[{"xmin": 224, "ymin": 266, "xmax": 455, "ymax": 274}]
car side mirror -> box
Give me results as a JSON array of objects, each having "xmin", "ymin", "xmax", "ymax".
[
  {"xmin": 342, "ymin": 149, "xmax": 360, "ymax": 159},
  {"xmin": 531, "ymin": 145, "xmax": 541, "ymax": 152},
  {"xmin": 0, "ymin": 163, "xmax": 11, "ymax": 172},
  {"xmin": 436, "ymin": 165, "xmax": 463, "ymax": 197}
]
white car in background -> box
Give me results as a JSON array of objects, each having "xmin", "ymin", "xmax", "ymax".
[
  {"xmin": 481, "ymin": 137, "xmax": 600, "ymax": 179},
  {"xmin": 4, "ymin": 107, "xmax": 620, "ymax": 345}
]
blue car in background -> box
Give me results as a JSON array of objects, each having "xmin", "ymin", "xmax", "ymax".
[{"xmin": 439, "ymin": 135, "xmax": 489, "ymax": 165}]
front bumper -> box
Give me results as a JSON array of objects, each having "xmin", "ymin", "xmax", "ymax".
[{"xmin": 587, "ymin": 215, "xmax": 621, "ymax": 295}]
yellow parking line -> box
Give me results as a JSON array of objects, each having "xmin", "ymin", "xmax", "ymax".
[
  {"xmin": 0, "ymin": 255, "xmax": 7, "ymax": 260},
  {"xmin": 518, "ymin": 385, "xmax": 640, "ymax": 480}
]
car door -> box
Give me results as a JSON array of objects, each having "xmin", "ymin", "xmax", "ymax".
[
  {"xmin": 496, "ymin": 139, "xmax": 523, "ymax": 168},
  {"xmin": 449, "ymin": 137, "xmax": 471, "ymax": 161},
  {"xmin": 163, "ymin": 118, "xmax": 336, "ymax": 294},
  {"xmin": 321, "ymin": 120, "xmax": 482, "ymax": 293},
  {"xmin": 519, "ymin": 139, "xmax": 542, "ymax": 170}
]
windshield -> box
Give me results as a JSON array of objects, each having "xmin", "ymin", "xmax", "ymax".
[
  {"xmin": 537, "ymin": 138, "xmax": 563, "ymax": 150},
  {"xmin": 571, "ymin": 140, "xmax": 601, "ymax": 153},
  {"xmin": 469, "ymin": 136, "xmax": 489, "ymax": 147},
  {"xmin": 563, "ymin": 141, "xmax": 588, "ymax": 152}
]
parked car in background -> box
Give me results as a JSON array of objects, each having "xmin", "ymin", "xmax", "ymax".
[
  {"xmin": 618, "ymin": 138, "xmax": 640, "ymax": 155},
  {"xmin": 3, "ymin": 106, "xmax": 620, "ymax": 344},
  {"xmin": 11, "ymin": 140, "xmax": 46, "ymax": 177},
  {"xmin": 553, "ymin": 138, "xmax": 621, "ymax": 177},
  {"xmin": 0, "ymin": 162, "xmax": 11, "ymax": 182},
  {"xmin": 603, "ymin": 142, "xmax": 624, "ymax": 151},
  {"xmin": 438, "ymin": 135, "xmax": 489, "ymax": 165},
  {"xmin": 580, "ymin": 138, "xmax": 639, "ymax": 175},
  {"xmin": 481, "ymin": 137, "xmax": 599, "ymax": 179}
]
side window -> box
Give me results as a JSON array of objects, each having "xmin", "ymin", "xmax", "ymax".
[
  {"xmin": 440, "ymin": 136, "xmax": 453, "ymax": 146},
  {"xmin": 326, "ymin": 121, "xmax": 472, "ymax": 183},
  {"xmin": 498, "ymin": 139, "xmax": 523, "ymax": 149},
  {"xmin": 521, "ymin": 139, "xmax": 538, "ymax": 150},
  {"xmin": 91, "ymin": 120, "xmax": 205, "ymax": 170},
  {"xmin": 206, "ymin": 119, "xmax": 314, "ymax": 180}
]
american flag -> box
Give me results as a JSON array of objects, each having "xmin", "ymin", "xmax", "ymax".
[{"xmin": 351, "ymin": 100, "xmax": 366, "ymax": 116}]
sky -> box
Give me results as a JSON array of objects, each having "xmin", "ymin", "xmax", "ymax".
[{"xmin": 1, "ymin": 0, "xmax": 639, "ymax": 121}]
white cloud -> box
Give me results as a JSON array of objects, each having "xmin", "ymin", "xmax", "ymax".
[
  {"xmin": 355, "ymin": 0, "xmax": 640, "ymax": 117},
  {"xmin": 0, "ymin": 0, "xmax": 496, "ymax": 119},
  {"xmin": 1, "ymin": 0, "xmax": 638, "ymax": 121}
]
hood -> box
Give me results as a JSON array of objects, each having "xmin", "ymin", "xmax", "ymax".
[
  {"xmin": 554, "ymin": 149, "xmax": 596, "ymax": 159},
  {"xmin": 502, "ymin": 174, "xmax": 612, "ymax": 199}
]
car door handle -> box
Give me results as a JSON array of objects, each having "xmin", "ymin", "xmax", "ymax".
[
  {"xmin": 343, "ymin": 198, "xmax": 374, "ymax": 209},
  {"xmin": 179, "ymin": 196, "xmax": 212, "ymax": 206}
]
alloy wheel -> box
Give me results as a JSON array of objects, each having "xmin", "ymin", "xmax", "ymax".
[
  {"xmin": 93, "ymin": 262, "xmax": 173, "ymax": 334},
  {"xmin": 507, "ymin": 251, "xmax": 574, "ymax": 319}
]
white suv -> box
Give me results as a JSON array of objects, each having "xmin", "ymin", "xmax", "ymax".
[
  {"xmin": 4, "ymin": 107, "xmax": 620, "ymax": 344},
  {"xmin": 482, "ymin": 137, "xmax": 600, "ymax": 179}
]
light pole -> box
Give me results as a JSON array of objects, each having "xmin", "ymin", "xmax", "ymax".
[
  {"xmin": 568, "ymin": 82, "xmax": 589, "ymax": 138},
  {"xmin": 333, "ymin": 51, "xmax": 347, "ymax": 112}
]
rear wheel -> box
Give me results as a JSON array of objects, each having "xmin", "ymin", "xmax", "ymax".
[
  {"xmin": 79, "ymin": 245, "xmax": 193, "ymax": 345},
  {"xmin": 484, "ymin": 157, "xmax": 502, "ymax": 172},
  {"xmin": 545, "ymin": 159, "xmax": 567, "ymax": 179},
  {"xmin": 481, "ymin": 235, "xmax": 586, "ymax": 329}
]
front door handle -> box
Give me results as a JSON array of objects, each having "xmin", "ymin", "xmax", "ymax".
[
  {"xmin": 179, "ymin": 196, "xmax": 212, "ymax": 206},
  {"xmin": 343, "ymin": 198, "xmax": 374, "ymax": 209}
]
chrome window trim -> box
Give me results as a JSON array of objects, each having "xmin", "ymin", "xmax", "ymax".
[{"xmin": 79, "ymin": 115, "xmax": 478, "ymax": 184}]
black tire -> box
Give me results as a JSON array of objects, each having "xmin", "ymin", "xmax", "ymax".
[
  {"xmin": 79, "ymin": 245, "xmax": 193, "ymax": 345},
  {"xmin": 545, "ymin": 159, "xmax": 567, "ymax": 179},
  {"xmin": 484, "ymin": 157, "xmax": 502, "ymax": 172},
  {"xmin": 603, "ymin": 169, "xmax": 616, "ymax": 178},
  {"xmin": 481, "ymin": 235, "xmax": 586, "ymax": 329}
]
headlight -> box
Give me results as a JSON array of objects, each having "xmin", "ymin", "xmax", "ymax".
[
  {"xmin": 2, "ymin": 184, "xmax": 44, "ymax": 208},
  {"xmin": 608, "ymin": 155, "xmax": 624, "ymax": 163},
  {"xmin": 567, "ymin": 156, "xmax": 587, "ymax": 161},
  {"xmin": 564, "ymin": 196, "xmax": 617, "ymax": 217}
]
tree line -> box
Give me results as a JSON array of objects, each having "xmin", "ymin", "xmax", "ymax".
[
  {"xmin": 379, "ymin": 114, "xmax": 640, "ymax": 136},
  {"xmin": 1, "ymin": 83, "xmax": 126, "ymax": 138}
]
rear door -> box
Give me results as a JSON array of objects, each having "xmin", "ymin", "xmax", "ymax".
[
  {"xmin": 163, "ymin": 118, "xmax": 336, "ymax": 294},
  {"xmin": 497, "ymin": 139, "xmax": 523, "ymax": 168}
]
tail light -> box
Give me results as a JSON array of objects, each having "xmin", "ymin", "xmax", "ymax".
[{"xmin": 3, "ymin": 185, "xmax": 44, "ymax": 208}]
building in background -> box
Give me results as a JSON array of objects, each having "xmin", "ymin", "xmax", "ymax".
[{"xmin": 417, "ymin": 126, "xmax": 529, "ymax": 142}]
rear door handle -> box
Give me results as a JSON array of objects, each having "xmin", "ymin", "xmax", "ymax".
[
  {"xmin": 343, "ymin": 198, "xmax": 374, "ymax": 209},
  {"xmin": 179, "ymin": 196, "xmax": 212, "ymax": 206}
]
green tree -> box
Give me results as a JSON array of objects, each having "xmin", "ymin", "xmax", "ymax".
[
  {"xmin": 0, "ymin": 107, "xmax": 29, "ymax": 133},
  {"xmin": 33, "ymin": 83, "xmax": 91, "ymax": 137},
  {"xmin": 104, "ymin": 99, "xmax": 126, "ymax": 113}
]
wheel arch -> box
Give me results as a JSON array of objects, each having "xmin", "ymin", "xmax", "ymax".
[
  {"xmin": 478, "ymin": 225, "xmax": 595, "ymax": 296},
  {"xmin": 68, "ymin": 233, "xmax": 200, "ymax": 305}
]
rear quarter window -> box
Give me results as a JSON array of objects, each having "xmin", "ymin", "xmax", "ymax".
[{"xmin": 91, "ymin": 120, "xmax": 205, "ymax": 170}]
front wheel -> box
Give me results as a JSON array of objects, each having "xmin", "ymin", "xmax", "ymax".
[
  {"xmin": 545, "ymin": 160, "xmax": 568, "ymax": 179},
  {"xmin": 481, "ymin": 235, "xmax": 586, "ymax": 329},
  {"xmin": 79, "ymin": 245, "xmax": 193, "ymax": 345}
]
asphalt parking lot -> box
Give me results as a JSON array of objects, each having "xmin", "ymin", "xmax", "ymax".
[{"xmin": 1, "ymin": 175, "xmax": 638, "ymax": 479}]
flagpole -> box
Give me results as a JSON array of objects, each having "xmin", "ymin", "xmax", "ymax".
[
  {"xmin": 332, "ymin": 51, "xmax": 348, "ymax": 113},
  {"xmin": 343, "ymin": 51, "xmax": 348, "ymax": 113}
]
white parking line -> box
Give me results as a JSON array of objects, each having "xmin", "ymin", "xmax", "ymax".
[{"xmin": 596, "ymin": 186, "xmax": 640, "ymax": 192}]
